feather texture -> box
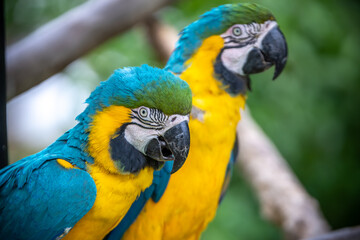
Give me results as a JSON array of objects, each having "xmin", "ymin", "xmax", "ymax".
[
  {"xmin": 0, "ymin": 65, "xmax": 192, "ymax": 239},
  {"xmin": 0, "ymin": 156, "xmax": 96, "ymax": 239},
  {"xmin": 108, "ymin": 3, "xmax": 278, "ymax": 239}
]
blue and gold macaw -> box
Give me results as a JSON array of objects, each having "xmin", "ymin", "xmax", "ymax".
[
  {"xmin": 107, "ymin": 3, "xmax": 288, "ymax": 240},
  {"xmin": 0, "ymin": 65, "xmax": 192, "ymax": 240}
]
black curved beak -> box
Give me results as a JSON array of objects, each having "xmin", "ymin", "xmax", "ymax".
[
  {"xmin": 145, "ymin": 121, "xmax": 190, "ymax": 174},
  {"xmin": 243, "ymin": 26, "xmax": 288, "ymax": 80}
]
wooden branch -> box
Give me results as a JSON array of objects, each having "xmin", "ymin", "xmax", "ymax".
[
  {"xmin": 304, "ymin": 226, "xmax": 360, "ymax": 240},
  {"xmin": 142, "ymin": 17, "xmax": 330, "ymax": 239},
  {"xmin": 237, "ymin": 108, "xmax": 330, "ymax": 239},
  {"xmin": 143, "ymin": 16, "xmax": 179, "ymax": 63},
  {"xmin": 6, "ymin": 0, "xmax": 177, "ymax": 100}
]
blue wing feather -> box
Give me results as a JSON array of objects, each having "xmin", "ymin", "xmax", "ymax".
[
  {"xmin": 0, "ymin": 154, "xmax": 96, "ymax": 240},
  {"xmin": 219, "ymin": 135, "xmax": 239, "ymax": 204},
  {"xmin": 105, "ymin": 161, "xmax": 173, "ymax": 240}
]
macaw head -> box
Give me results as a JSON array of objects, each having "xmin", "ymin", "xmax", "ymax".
[
  {"xmin": 78, "ymin": 65, "xmax": 192, "ymax": 174},
  {"xmin": 166, "ymin": 3, "xmax": 288, "ymax": 95}
]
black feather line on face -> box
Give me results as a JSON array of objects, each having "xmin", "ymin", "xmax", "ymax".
[
  {"xmin": 225, "ymin": 36, "xmax": 256, "ymax": 44},
  {"xmin": 223, "ymin": 38, "xmax": 256, "ymax": 47},
  {"xmin": 129, "ymin": 116, "xmax": 163, "ymax": 130},
  {"xmin": 214, "ymin": 48, "xmax": 251, "ymax": 95},
  {"xmin": 127, "ymin": 122, "xmax": 164, "ymax": 131},
  {"xmin": 130, "ymin": 108, "xmax": 167, "ymax": 128},
  {"xmin": 109, "ymin": 124, "xmax": 163, "ymax": 173}
]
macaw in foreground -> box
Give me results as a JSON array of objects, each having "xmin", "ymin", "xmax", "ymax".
[
  {"xmin": 0, "ymin": 65, "xmax": 192, "ymax": 240},
  {"xmin": 106, "ymin": 3, "xmax": 288, "ymax": 240}
]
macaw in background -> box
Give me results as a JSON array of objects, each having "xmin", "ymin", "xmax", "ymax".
[
  {"xmin": 0, "ymin": 65, "xmax": 192, "ymax": 240},
  {"xmin": 107, "ymin": 3, "xmax": 288, "ymax": 240}
]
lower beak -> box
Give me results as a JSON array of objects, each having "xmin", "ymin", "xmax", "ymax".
[
  {"xmin": 145, "ymin": 121, "xmax": 190, "ymax": 173},
  {"xmin": 243, "ymin": 26, "xmax": 288, "ymax": 80}
]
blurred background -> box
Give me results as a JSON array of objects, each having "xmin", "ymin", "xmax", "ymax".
[{"xmin": 5, "ymin": 0, "xmax": 360, "ymax": 239}]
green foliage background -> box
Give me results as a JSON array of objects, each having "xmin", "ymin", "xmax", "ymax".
[{"xmin": 6, "ymin": 0, "xmax": 360, "ymax": 239}]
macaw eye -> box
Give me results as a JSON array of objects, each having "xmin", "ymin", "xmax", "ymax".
[
  {"xmin": 139, "ymin": 107, "xmax": 148, "ymax": 118},
  {"xmin": 232, "ymin": 26, "xmax": 242, "ymax": 36}
]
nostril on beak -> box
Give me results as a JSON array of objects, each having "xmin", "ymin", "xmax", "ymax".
[
  {"xmin": 158, "ymin": 136, "xmax": 174, "ymax": 159},
  {"xmin": 171, "ymin": 116, "xmax": 177, "ymax": 122}
]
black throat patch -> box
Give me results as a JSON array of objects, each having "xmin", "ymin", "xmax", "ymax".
[
  {"xmin": 214, "ymin": 49, "xmax": 251, "ymax": 95},
  {"xmin": 109, "ymin": 124, "xmax": 163, "ymax": 174}
]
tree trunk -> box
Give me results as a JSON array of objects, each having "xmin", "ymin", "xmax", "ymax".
[{"xmin": 6, "ymin": 0, "xmax": 177, "ymax": 100}]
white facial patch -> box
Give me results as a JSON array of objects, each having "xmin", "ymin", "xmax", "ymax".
[
  {"xmin": 220, "ymin": 20, "xmax": 278, "ymax": 75},
  {"xmin": 124, "ymin": 124, "xmax": 158, "ymax": 155},
  {"xmin": 124, "ymin": 106, "xmax": 189, "ymax": 154},
  {"xmin": 220, "ymin": 45, "xmax": 254, "ymax": 75}
]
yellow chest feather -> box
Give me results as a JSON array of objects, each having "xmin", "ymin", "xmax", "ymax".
[{"xmin": 63, "ymin": 165, "xmax": 154, "ymax": 240}]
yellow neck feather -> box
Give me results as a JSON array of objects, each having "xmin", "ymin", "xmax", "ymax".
[
  {"xmin": 87, "ymin": 105, "xmax": 131, "ymax": 174},
  {"xmin": 180, "ymin": 35, "xmax": 230, "ymax": 97},
  {"xmin": 180, "ymin": 35, "xmax": 246, "ymax": 113}
]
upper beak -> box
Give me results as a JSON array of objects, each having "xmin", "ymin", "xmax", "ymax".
[
  {"xmin": 145, "ymin": 121, "xmax": 190, "ymax": 173},
  {"xmin": 242, "ymin": 26, "xmax": 288, "ymax": 80}
]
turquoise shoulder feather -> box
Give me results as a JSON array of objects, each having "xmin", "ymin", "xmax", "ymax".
[{"xmin": 0, "ymin": 154, "xmax": 96, "ymax": 239}]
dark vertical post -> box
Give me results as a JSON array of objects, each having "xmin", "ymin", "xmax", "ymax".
[{"xmin": 0, "ymin": 0, "xmax": 8, "ymax": 168}]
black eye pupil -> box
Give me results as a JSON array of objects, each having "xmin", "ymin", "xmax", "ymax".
[
  {"xmin": 233, "ymin": 27, "xmax": 241, "ymax": 36},
  {"xmin": 140, "ymin": 109, "xmax": 147, "ymax": 116}
]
